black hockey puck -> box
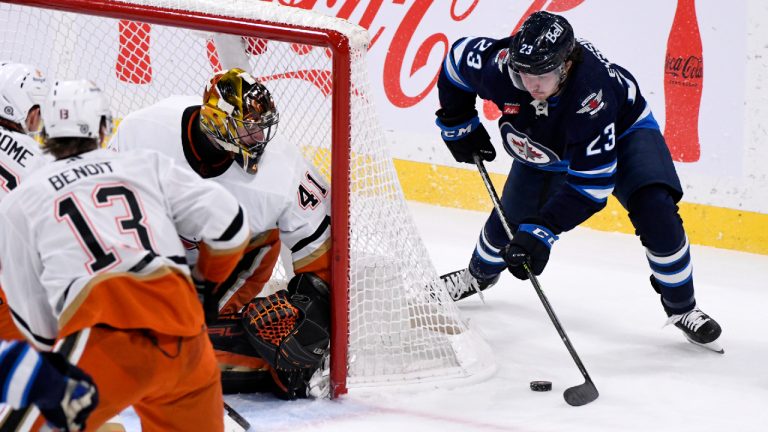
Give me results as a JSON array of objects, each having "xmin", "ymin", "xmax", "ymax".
[{"xmin": 530, "ymin": 380, "xmax": 552, "ymax": 391}]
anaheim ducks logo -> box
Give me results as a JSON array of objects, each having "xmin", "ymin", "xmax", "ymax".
[{"xmin": 500, "ymin": 122, "xmax": 560, "ymax": 165}]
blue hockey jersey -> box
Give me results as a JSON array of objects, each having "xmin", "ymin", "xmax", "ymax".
[{"xmin": 437, "ymin": 36, "xmax": 659, "ymax": 233}]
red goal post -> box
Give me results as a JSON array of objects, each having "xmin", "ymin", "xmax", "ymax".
[{"xmin": 0, "ymin": 0, "xmax": 495, "ymax": 398}]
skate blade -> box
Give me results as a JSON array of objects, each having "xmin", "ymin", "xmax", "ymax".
[{"xmin": 686, "ymin": 337, "xmax": 724, "ymax": 354}]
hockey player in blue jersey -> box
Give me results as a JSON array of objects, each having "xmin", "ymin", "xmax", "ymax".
[
  {"xmin": 437, "ymin": 11, "xmax": 723, "ymax": 353},
  {"xmin": 0, "ymin": 339, "xmax": 97, "ymax": 430}
]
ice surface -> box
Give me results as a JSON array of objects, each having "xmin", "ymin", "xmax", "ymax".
[{"xmin": 116, "ymin": 202, "xmax": 768, "ymax": 432}]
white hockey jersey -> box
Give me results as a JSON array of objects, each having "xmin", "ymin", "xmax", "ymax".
[
  {"xmin": 107, "ymin": 96, "xmax": 331, "ymax": 315},
  {"xmin": 0, "ymin": 148, "xmax": 249, "ymax": 350},
  {"xmin": 0, "ymin": 126, "xmax": 50, "ymax": 341},
  {"xmin": 0, "ymin": 126, "xmax": 49, "ymax": 199}
]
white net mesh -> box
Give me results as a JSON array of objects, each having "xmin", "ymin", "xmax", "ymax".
[{"xmin": 0, "ymin": 0, "xmax": 495, "ymax": 390}]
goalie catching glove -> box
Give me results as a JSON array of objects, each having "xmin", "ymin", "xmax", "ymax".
[{"xmin": 241, "ymin": 273, "xmax": 330, "ymax": 372}]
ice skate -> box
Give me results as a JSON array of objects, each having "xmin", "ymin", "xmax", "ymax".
[
  {"xmin": 441, "ymin": 268, "xmax": 499, "ymax": 301},
  {"xmin": 666, "ymin": 307, "xmax": 724, "ymax": 354}
]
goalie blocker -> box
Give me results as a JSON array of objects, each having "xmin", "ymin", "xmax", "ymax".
[{"xmin": 241, "ymin": 273, "xmax": 331, "ymax": 399}]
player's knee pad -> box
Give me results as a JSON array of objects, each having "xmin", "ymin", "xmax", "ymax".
[{"xmin": 241, "ymin": 272, "xmax": 330, "ymax": 371}]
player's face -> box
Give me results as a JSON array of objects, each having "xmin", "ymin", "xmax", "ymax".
[
  {"xmin": 236, "ymin": 122, "xmax": 265, "ymax": 147},
  {"xmin": 518, "ymin": 69, "xmax": 562, "ymax": 101}
]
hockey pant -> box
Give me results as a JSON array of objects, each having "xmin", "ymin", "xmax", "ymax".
[
  {"xmin": 0, "ymin": 325, "xmax": 224, "ymax": 432},
  {"xmin": 0, "ymin": 287, "xmax": 23, "ymax": 340}
]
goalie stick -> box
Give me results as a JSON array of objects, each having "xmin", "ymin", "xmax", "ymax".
[{"xmin": 473, "ymin": 154, "xmax": 599, "ymax": 407}]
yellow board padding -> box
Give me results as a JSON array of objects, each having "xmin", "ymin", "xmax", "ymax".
[{"xmin": 394, "ymin": 158, "xmax": 768, "ymax": 256}]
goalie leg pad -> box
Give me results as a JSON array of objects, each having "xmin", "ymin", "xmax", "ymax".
[{"xmin": 241, "ymin": 273, "xmax": 330, "ymax": 371}]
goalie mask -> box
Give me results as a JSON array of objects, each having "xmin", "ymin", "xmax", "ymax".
[
  {"xmin": 0, "ymin": 61, "xmax": 48, "ymax": 134},
  {"xmin": 200, "ymin": 68, "xmax": 279, "ymax": 175}
]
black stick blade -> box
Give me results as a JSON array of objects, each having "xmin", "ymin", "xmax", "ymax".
[
  {"xmin": 224, "ymin": 402, "xmax": 251, "ymax": 431},
  {"xmin": 563, "ymin": 380, "xmax": 599, "ymax": 406}
]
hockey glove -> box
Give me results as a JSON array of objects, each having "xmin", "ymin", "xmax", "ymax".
[
  {"xmin": 31, "ymin": 352, "xmax": 98, "ymax": 432},
  {"xmin": 503, "ymin": 223, "xmax": 559, "ymax": 280},
  {"xmin": 435, "ymin": 108, "xmax": 496, "ymax": 163},
  {"xmin": 242, "ymin": 273, "xmax": 330, "ymax": 372}
]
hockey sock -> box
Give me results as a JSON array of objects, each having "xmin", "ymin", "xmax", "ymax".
[
  {"xmin": 627, "ymin": 186, "xmax": 695, "ymax": 315},
  {"xmin": 468, "ymin": 226, "xmax": 507, "ymax": 281}
]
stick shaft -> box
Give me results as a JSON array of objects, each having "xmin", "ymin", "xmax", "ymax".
[{"xmin": 472, "ymin": 155, "xmax": 594, "ymax": 383}]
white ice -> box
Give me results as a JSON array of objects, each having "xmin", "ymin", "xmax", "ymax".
[{"xmin": 118, "ymin": 201, "xmax": 768, "ymax": 432}]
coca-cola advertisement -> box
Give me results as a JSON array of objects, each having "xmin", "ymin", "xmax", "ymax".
[
  {"xmin": 0, "ymin": 0, "xmax": 755, "ymax": 211},
  {"xmin": 266, "ymin": 1, "xmax": 745, "ymax": 176},
  {"xmin": 663, "ymin": 0, "xmax": 704, "ymax": 162}
]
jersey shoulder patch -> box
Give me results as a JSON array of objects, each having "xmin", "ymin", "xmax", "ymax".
[{"xmin": 575, "ymin": 89, "xmax": 606, "ymax": 116}]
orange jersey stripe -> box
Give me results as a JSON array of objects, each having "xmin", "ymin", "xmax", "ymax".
[
  {"xmin": 220, "ymin": 231, "xmax": 281, "ymax": 315},
  {"xmin": 293, "ymin": 238, "xmax": 331, "ymax": 284},
  {"xmin": 196, "ymin": 238, "xmax": 248, "ymax": 283}
]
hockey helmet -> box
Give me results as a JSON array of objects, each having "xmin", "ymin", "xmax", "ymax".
[
  {"xmin": 200, "ymin": 68, "xmax": 279, "ymax": 174},
  {"xmin": 0, "ymin": 61, "xmax": 48, "ymax": 134},
  {"xmin": 42, "ymin": 80, "xmax": 113, "ymax": 145},
  {"xmin": 508, "ymin": 12, "xmax": 575, "ymax": 75}
]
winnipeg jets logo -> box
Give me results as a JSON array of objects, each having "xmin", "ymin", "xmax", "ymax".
[
  {"xmin": 500, "ymin": 122, "xmax": 560, "ymax": 165},
  {"xmin": 576, "ymin": 89, "xmax": 605, "ymax": 116}
]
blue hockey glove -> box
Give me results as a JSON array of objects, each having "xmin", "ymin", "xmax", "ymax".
[
  {"xmin": 503, "ymin": 223, "xmax": 559, "ymax": 280},
  {"xmin": 435, "ymin": 108, "xmax": 496, "ymax": 163},
  {"xmin": 32, "ymin": 352, "xmax": 98, "ymax": 432}
]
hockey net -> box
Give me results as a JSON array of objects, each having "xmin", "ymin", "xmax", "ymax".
[{"xmin": 0, "ymin": 0, "xmax": 495, "ymax": 396}]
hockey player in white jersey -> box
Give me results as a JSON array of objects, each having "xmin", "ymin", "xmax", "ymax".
[
  {"xmin": 0, "ymin": 80, "xmax": 249, "ymax": 431},
  {"xmin": 0, "ymin": 61, "xmax": 49, "ymax": 191},
  {"xmin": 0, "ymin": 61, "xmax": 50, "ymax": 341},
  {"xmin": 108, "ymin": 68, "xmax": 331, "ymax": 400}
]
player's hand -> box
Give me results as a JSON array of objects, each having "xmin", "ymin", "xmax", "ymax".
[
  {"xmin": 503, "ymin": 223, "xmax": 559, "ymax": 280},
  {"xmin": 34, "ymin": 352, "xmax": 99, "ymax": 432},
  {"xmin": 435, "ymin": 108, "xmax": 496, "ymax": 163}
]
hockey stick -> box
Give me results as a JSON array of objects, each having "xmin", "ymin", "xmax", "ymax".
[
  {"xmin": 473, "ymin": 154, "xmax": 598, "ymax": 407},
  {"xmin": 224, "ymin": 402, "xmax": 251, "ymax": 431}
]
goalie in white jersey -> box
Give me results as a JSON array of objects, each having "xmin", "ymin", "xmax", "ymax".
[
  {"xmin": 0, "ymin": 80, "xmax": 249, "ymax": 431},
  {"xmin": 0, "ymin": 61, "xmax": 51, "ymax": 342},
  {"xmin": 108, "ymin": 68, "xmax": 332, "ymax": 400}
]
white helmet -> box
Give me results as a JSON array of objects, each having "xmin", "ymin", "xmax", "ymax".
[
  {"xmin": 42, "ymin": 80, "xmax": 112, "ymax": 141},
  {"xmin": 0, "ymin": 61, "xmax": 47, "ymax": 132}
]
